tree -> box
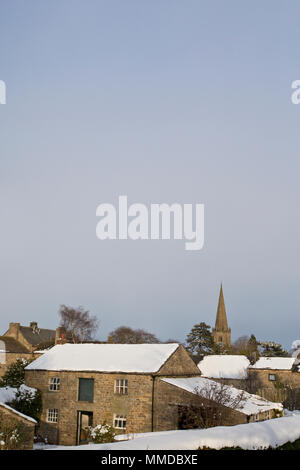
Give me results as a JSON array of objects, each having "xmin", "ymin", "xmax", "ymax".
[
  {"xmin": 231, "ymin": 336, "xmax": 250, "ymax": 355},
  {"xmin": 230, "ymin": 334, "xmax": 259, "ymax": 363},
  {"xmin": 185, "ymin": 322, "xmax": 217, "ymax": 362},
  {"xmin": 108, "ymin": 326, "xmax": 160, "ymax": 344},
  {"xmin": 178, "ymin": 381, "xmax": 246, "ymax": 429},
  {"xmin": 58, "ymin": 305, "xmax": 99, "ymax": 343},
  {"xmin": 247, "ymin": 334, "xmax": 259, "ymax": 363},
  {"xmin": 258, "ymin": 341, "xmax": 289, "ymax": 357},
  {"xmin": 0, "ymin": 359, "xmax": 31, "ymax": 388},
  {"xmin": 0, "ymin": 359, "xmax": 42, "ymax": 422},
  {"xmin": 9, "ymin": 386, "xmax": 42, "ymax": 422}
]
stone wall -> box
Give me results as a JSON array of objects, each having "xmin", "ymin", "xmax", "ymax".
[
  {"xmin": 157, "ymin": 345, "xmax": 200, "ymax": 376},
  {"xmin": 0, "ymin": 404, "xmax": 35, "ymax": 450},
  {"xmin": 153, "ymin": 379, "xmax": 248, "ymax": 431},
  {"xmin": 248, "ymin": 369, "xmax": 300, "ymax": 402},
  {"xmin": 25, "ymin": 369, "xmax": 155, "ymax": 445}
]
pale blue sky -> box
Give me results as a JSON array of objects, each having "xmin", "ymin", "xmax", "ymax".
[{"xmin": 0, "ymin": 1, "xmax": 299, "ymax": 348}]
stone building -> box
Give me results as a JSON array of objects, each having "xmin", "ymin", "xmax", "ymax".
[
  {"xmin": 25, "ymin": 342, "xmax": 200, "ymax": 445},
  {"xmin": 0, "ymin": 322, "xmax": 70, "ymax": 379},
  {"xmin": 24, "ymin": 342, "xmax": 282, "ymax": 446},
  {"xmin": 3, "ymin": 322, "xmax": 57, "ymax": 352},
  {"xmin": 155, "ymin": 376, "xmax": 282, "ymax": 431},
  {"xmin": 0, "ymin": 336, "xmax": 35, "ymax": 379},
  {"xmin": 212, "ymin": 285, "xmax": 231, "ymax": 349},
  {"xmin": 248, "ymin": 357, "xmax": 300, "ymax": 403}
]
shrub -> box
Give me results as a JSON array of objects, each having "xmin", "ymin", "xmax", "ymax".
[
  {"xmin": 88, "ymin": 423, "xmax": 116, "ymax": 444},
  {"xmin": 9, "ymin": 386, "xmax": 42, "ymax": 422},
  {"xmin": 0, "ymin": 421, "xmax": 27, "ymax": 450}
]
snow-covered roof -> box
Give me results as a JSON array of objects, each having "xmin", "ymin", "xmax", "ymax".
[
  {"xmin": 162, "ymin": 377, "xmax": 283, "ymax": 416},
  {"xmin": 249, "ymin": 357, "xmax": 296, "ymax": 370},
  {"xmin": 0, "ymin": 385, "xmax": 37, "ymax": 423},
  {"xmin": 25, "ymin": 343, "xmax": 180, "ymax": 373},
  {"xmin": 198, "ymin": 355, "xmax": 250, "ymax": 379}
]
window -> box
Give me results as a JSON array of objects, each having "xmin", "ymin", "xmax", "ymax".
[
  {"xmin": 114, "ymin": 379, "xmax": 128, "ymax": 395},
  {"xmin": 113, "ymin": 414, "xmax": 127, "ymax": 429},
  {"xmin": 254, "ymin": 413, "xmax": 259, "ymax": 422},
  {"xmin": 268, "ymin": 374, "xmax": 276, "ymax": 381},
  {"xmin": 78, "ymin": 378, "xmax": 94, "ymax": 402},
  {"xmin": 49, "ymin": 377, "xmax": 60, "ymax": 391},
  {"xmin": 266, "ymin": 411, "xmax": 271, "ymax": 420},
  {"xmin": 47, "ymin": 409, "xmax": 58, "ymax": 423}
]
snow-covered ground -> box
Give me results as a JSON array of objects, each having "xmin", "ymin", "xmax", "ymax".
[{"xmin": 37, "ymin": 412, "xmax": 300, "ymax": 450}]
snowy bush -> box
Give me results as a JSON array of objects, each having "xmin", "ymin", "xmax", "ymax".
[
  {"xmin": 0, "ymin": 422, "xmax": 27, "ymax": 450},
  {"xmin": 9, "ymin": 385, "xmax": 42, "ymax": 422},
  {"xmin": 88, "ymin": 423, "xmax": 116, "ymax": 444}
]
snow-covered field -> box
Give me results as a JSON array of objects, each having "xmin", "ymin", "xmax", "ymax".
[{"xmin": 37, "ymin": 411, "xmax": 300, "ymax": 450}]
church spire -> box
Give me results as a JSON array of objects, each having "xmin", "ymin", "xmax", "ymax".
[
  {"xmin": 215, "ymin": 284, "xmax": 229, "ymax": 331},
  {"xmin": 212, "ymin": 284, "xmax": 231, "ymax": 348}
]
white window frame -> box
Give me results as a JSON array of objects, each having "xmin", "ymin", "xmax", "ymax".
[
  {"xmin": 49, "ymin": 377, "xmax": 60, "ymax": 391},
  {"xmin": 113, "ymin": 414, "xmax": 127, "ymax": 429},
  {"xmin": 114, "ymin": 379, "xmax": 128, "ymax": 395},
  {"xmin": 254, "ymin": 413, "xmax": 259, "ymax": 422},
  {"xmin": 47, "ymin": 409, "xmax": 58, "ymax": 423},
  {"xmin": 268, "ymin": 374, "xmax": 276, "ymax": 381}
]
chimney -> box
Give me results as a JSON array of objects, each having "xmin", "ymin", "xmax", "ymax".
[
  {"xmin": 8, "ymin": 323, "xmax": 20, "ymax": 340},
  {"xmin": 55, "ymin": 326, "xmax": 67, "ymax": 345}
]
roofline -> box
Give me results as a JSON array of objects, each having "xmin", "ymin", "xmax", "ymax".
[
  {"xmin": 0, "ymin": 402, "xmax": 37, "ymax": 424},
  {"xmin": 25, "ymin": 369, "xmax": 173, "ymax": 375}
]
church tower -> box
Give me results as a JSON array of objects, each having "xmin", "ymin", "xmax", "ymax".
[{"xmin": 212, "ymin": 284, "xmax": 231, "ymax": 348}]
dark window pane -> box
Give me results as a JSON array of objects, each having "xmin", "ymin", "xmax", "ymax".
[{"xmin": 78, "ymin": 378, "xmax": 94, "ymax": 402}]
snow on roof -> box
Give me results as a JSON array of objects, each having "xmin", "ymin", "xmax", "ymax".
[
  {"xmin": 249, "ymin": 357, "xmax": 296, "ymax": 370},
  {"xmin": 0, "ymin": 385, "xmax": 37, "ymax": 424},
  {"xmin": 198, "ymin": 355, "xmax": 250, "ymax": 379},
  {"xmin": 162, "ymin": 376, "xmax": 283, "ymax": 416},
  {"xmin": 25, "ymin": 343, "xmax": 180, "ymax": 373}
]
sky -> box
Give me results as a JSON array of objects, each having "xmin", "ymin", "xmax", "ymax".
[{"xmin": 0, "ymin": 1, "xmax": 299, "ymax": 349}]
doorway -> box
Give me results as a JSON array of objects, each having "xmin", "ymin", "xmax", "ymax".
[{"xmin": 76, "ymin": 411, "xmax": 93, "ymax": 445}]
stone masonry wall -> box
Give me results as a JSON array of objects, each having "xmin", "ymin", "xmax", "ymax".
[
  {"xmin": 0, "ymin": 404, "xmax": 35, "ymax": 450},
  {"xmin": 248, "ymin": 369, "xmax": 300, "ymax": 402},
  {"xmin": 25, "ymin": 369, "xmax": 154, "ymax": 446}
]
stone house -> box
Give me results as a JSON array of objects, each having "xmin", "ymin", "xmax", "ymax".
[
  {"xmin": 25, "ymin": 343, "xmax": 199, "ymax": 445},
  {"xmin": 3, "ymin": 322, "xmax": 57, "ymax": 353},
  {"xmin": 248, "ymin": 357, "xmax": 300, "ymax": 403},
  {"xmin": 0, "ymin": 323, "xmax": 70, "ymax": 379},
  {"xmin": 155, "ymin": 376, "xmax": 282, "ymax": 431},
  {"xmin": 25, "ymin": 343, "xmax": 282, "ymax": 446},
  {"xmin": 0, "ymin": 336, "xmax": 40, "ymax": 379}
]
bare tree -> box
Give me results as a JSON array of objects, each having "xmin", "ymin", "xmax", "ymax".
[
  {"xmin": 179, "ymin": 381, "xmax": 246, "ymax": 429},
  {"xmin": 108, "ymin": 326, "xmax": 160, "ymax": 344},
  {"xmin": 59, "ymin": 305, "xmax": 99, "ymax": 343}
]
